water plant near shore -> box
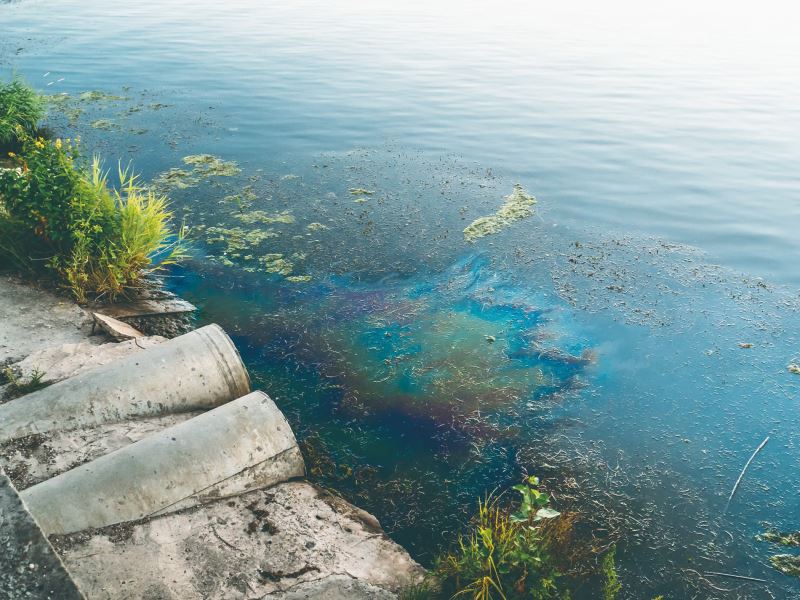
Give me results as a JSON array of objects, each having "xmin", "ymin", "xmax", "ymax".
[
  {"xmin": 0, "ymin": 78, "xmax": 44, "ymax": 149},
  {"xmin": 433, "ymin": 476, "xmax": 565, "ymax": 599},
  {"xmin": 0, "ymin": 135, "xmax": 186, "ymax": 301}
]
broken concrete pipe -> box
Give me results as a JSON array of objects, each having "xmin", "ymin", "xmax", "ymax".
[
  {"xmin": 21, "ymin": 391, "xmax": 305, "ymax": 536},
  {"xmin": 0, "ymin": 324, "xmax": 250, "ymax": 441}
]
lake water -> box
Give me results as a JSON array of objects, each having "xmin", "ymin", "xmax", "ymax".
[{"xmin": 3, "ymin": 1, "xmax": 800, "ymax": 597}]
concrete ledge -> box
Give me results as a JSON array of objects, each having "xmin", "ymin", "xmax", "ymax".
[{"xmin": 53, "ymin": 481, "xmax": 423, "ymax": 599}]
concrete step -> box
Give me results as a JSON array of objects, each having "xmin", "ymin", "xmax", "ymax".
[{"xmin": 52, "ymin": 481, "xmax": 423, "ymax": 600}]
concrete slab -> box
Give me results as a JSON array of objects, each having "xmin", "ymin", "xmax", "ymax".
[
  {"xmin": 53, "ymin": 481, "xmax": 423, "ymax": 599},
  {"xmin": 93, "ymin": 296, "xmax": 196, "ymax": 319},
  {"xmin": 0, "ymin": 275, "xmax": 93, "ymax": 366},
  {"xmin": 0, "ymin": 470, "xmax": 84, "ymax": 599}
]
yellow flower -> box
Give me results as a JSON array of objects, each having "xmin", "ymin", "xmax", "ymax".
[
  {"xmin": 55, "ymin": 138, "xmax": 62, "ymax": 149},
  {"xmin": 7, "ymin": 152, "xmax": 15, "ymax": 157}
]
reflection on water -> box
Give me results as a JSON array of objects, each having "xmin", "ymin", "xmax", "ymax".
[{"xmin": 3, "ymin": 0, "xmax": 800, "ymax": 597}]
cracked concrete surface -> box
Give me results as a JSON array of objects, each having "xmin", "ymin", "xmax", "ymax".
[{"xmin": 53, "ymin": 481, "xmax": 424, "ymax": 599}]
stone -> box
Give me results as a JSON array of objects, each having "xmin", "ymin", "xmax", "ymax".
[{"xmin": 91, "ymin": 313, "xmax": 145, "ymax": 341}]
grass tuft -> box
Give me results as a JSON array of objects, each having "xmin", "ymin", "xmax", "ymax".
[{"xmin": 0, "ymin": 77, "xmax": 44, "ymax": 149}]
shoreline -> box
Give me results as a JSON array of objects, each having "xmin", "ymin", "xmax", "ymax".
[{"xmin": 0, "ymin": 273, "xmax": 424, "ymax": 599}]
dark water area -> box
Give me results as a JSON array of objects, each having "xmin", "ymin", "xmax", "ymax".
[{"xmin": 3, "ymin": 1, "xmax": 800, "ymax": 597}]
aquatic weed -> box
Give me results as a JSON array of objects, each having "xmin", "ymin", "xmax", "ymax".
[
  {"xmin": 464, "ymin": 184, "xmax": 536, "ymax": 243},
  {"xmin": 435, "ymin": 476, "xmax": 564, "ymax": 600}
]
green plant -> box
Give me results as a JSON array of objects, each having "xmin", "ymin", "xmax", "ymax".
[
  {"xmin": 0, "ymin": 136, "xmax": 186, "ymax": 301},
  {"xmin": 2, "ymin": 367, "xmax": 48, "ymax": 399},
  {"xmin": 400, "ymin": 582, "xmax": 437, "ymax": 600},
  {"xmin": 435, "ymin": 476, "xmax": 564, "ymax": 600},
  {"xmin": 601, "ymin": 546, "xmax": 621, "ymax": 600},
  {"xmin": 0, "ymin": 77, "xmax": 43, "ymax": 149}
]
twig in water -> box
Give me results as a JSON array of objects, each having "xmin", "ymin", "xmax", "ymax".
[
  {"xmin": 723, "ymin": 436, "xmax": 769, "ymax": 514},
  {"xmin": 703, "ymin": 571, "xmax": 768, "ymax": 583}
]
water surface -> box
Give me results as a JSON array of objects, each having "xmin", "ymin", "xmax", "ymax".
[{"xmin": 3, "ymin": 1, "xmax": 800, "ymax": 597}]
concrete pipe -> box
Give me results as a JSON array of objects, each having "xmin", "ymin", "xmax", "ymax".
[
  {"xmin": 22, "ymin": 391, "xmax": 305, "ymax": 535},
  {"xmin": 0, "ymin": 324, "xmax": 250, "ymax": 442}
]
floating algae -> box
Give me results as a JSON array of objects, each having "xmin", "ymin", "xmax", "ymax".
[
  {"xmin": 758, "ymin": 531, "xmax": 800, "ymax": 547},
  {"xmin": 90, "ymin": 118, "xmax": 117, "ymax": 130},
  {"xmin": 770, "ymin": 554, "xmax": 800, "ymax": 577},
  {"xmin": 44, "ymin": 90, "xmax": 128, "ymax": 123},
  {"xmin": 183, "ymin": 154, "xmax": 241, "ymax": 177},
  {"xmin": 235, "ymin": 210, "xmax": 295, "ymax": 225},
  {"xmin": 223, "ymin": 186, "xmax": 258, "ymax": 211},
  {"xmin": 205, "ymin": 226, "xmax": 277, "ymax": 253},
  {"xmin": 78, "ymin": 91, "xmax": 127, "ymax": 102},
  {"xmin": 152, "ymin": 168, "xmax": 200, "ymax": 191},
  {"xmin": 306, "ymin": 222, "xmax": 329, "ymax": 231},
  {"xmin": 287, "ymin": 275, "xmax": 313, "ymax": 283},
  {"xmin": 463, "ymin": 183, "xmax": 536, "ymax": 243},
  {"xmin": 259, "ymin": 254, "xmax": 294, "ymax": 275},
  {"xmin": 349, "ymin": 187, "xmax": 375, "ymax": 195},
  {"xmin": 152, "ymin": 154, "xmax": 241, "ymax": 192},
  {"xmin": 202, "ymin": 226, "xmax": 302, "ymax": 279}
]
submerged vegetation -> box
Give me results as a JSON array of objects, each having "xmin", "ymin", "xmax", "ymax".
[
  {"xmin": 464, "ymin": 184, "xmax": 536, "ymax": 243},
  {"xmin": 770, "ymin": 555, "xmax": 800, "ymax": 577},
  {"xmin": 757, "ymin": 530, "xmax": 800, "ymax": 577},
  {"xmin": 0, "ymin": 78, "xmax": 186, "ymax": 301}
]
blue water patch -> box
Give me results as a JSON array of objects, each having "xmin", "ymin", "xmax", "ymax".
[{"xmin": 172, "ymin": 253, "xmax": 594, "ymax": 559}]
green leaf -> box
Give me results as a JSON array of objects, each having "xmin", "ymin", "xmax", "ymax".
[{"xmin": 534, "ymin": 508, "xmax": 561, "ymax": 521}]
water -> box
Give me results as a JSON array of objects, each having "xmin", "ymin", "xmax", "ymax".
[{"xmin": 3, "ymin": 1, "xmax": 800, "ymax": 597}]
